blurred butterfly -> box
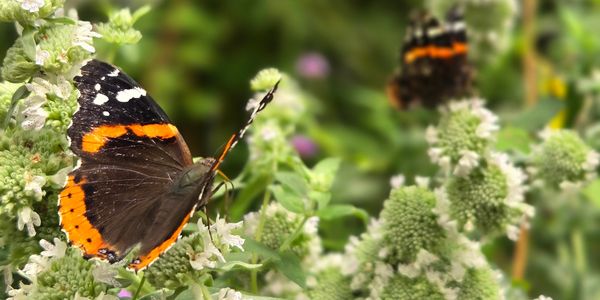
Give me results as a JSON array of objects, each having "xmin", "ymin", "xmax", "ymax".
[{"xmin": 387, "ymin": 6, "xmax": 473, "ymax": 109}]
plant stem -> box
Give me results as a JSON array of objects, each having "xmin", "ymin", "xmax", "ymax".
[
  {"xmin": 250, "ymin": 185, "xmax": 272, "ymax": 293},
  {"xmin": 199, "ymin": 283, "xmax": 213, "ymax": 300},
  {"xmin": 512, "ymin": 0, "xmax": 537, "ymax": 280},
  {"xmin": 279, "ymin": 215, "xmax": 310, "ymax": 252},
  {"xmin": 132, "ymin": 274, "xmax": 146, "ymax": 300}
]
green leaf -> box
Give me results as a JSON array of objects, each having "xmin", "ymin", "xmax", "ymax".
[
  {"xmin": 48, "ymin": 17, "xmax": 77, "ymax": 25},
  {"xmin": 140, "ymin": 289, "xmax": 175, "ymax": 300},
  {"xmin": 275, "ymin": 171, "xmax": 308, "ymax": 196},
  {"xmin": 509, "ymin": 98, "xmax": 563, "ymax": 130},
  {"xmin": 310, "ymin": 190, "xmax": 331, "ymax": 210},
  {"xmin": 270, "ymin": 184, "xmax": 306, "ymax": 214},
  {"xmin": 20, "ymin": 30, "xmax": 36, "ymax": 62},
  {"xmin": 273, "ymin": 251, "xmax": 306, "ymax": 288},
  {"xmin": 173, "ymin": 288, "xmax": 194, "ymax": 300},
  {"xmin": 317, "ymin": 204, "xmax": 369, "ymax": 223},
  {"xmin": 132, "ymin": 5, "xmax": 152, "ymax": 23},
  {"xmin": 582, "ymin": 180, "xmax": 600, "ymax": 206},
  {"xmin": 229, "ymin": 174, "xmax": 271, "ymax": 220},
  {"xmin": 495, "ymin": 126, "xmax": 532, "ymax": 154},
  {"xmin": 313, "ymin": 157, "xmax": 342, "ymax": 175},
  {"xmin": 242, "ymin": 238, "xmax": 279, "ymax": 260},
  {"xmin": 217, "ymin": 260, "xmax": 262, "ymax": 271}
]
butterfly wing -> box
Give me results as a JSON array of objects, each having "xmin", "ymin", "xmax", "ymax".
[
  {"xmin": 60, "ymin": 60, "xmax": 195, "ymax": 268},
  {"xmin": 388, "ymin": 7, "xmax": 472, "ymax": 109}
]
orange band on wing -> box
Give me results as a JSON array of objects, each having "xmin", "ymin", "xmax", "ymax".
[
  {"xmin": 81, "ymin": 124, "xmax": 179, "ymax": 153},
  {"xmin": 59, "ymin": 175, "xmax": 115, "ymax": 258},
  {"xmin": 404, "ymin": 42, "xmax": 468, "ymax": 63},
  {"xmin": 128, "ymin": 213, "xmax": 191, "ymax": 271}
]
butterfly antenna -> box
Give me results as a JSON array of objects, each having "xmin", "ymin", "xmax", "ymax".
[{"xmin": 210, "ymin": 80, "xmax": 281, "ymax": 172}]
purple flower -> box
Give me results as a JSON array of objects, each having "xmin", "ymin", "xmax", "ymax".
[
  {"xmin": 292, "ymin": 135, "xmax": 318, "ymax": 158},
  {"xmin": 118, "ymin": 289, "xmax": 133, "ymax": 299},
  {"xmin": 296, "ymin": 52, "xmax": 330, "ymax": 79}
]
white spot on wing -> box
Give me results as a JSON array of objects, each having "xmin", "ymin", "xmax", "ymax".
[
  {"xmin": 116, "ymin": 87, "xmax": 147, "ymax": 102},
  {"xmin": 108, "ymin": 69, "xmax": 119, "ymax": 77},
  {"xmin": 94, "ymin": 84, "xmax": 101, "ymax": 91},
  {"xmin": 101, "ymin": 76, "xmax": 105, "ymax": 80},
  {"xmin": 102, "ymin": 111, "xmax": 110, "ymax": 116},
  {"xmin": 93, "ymin": 93, "xmax": 109, "ymax": 105}
]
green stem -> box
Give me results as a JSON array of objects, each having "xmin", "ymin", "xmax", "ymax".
[
  {"xmin": 250, "ymin": 187, "xmax": 272, "ymax": 293},
  {"xmin": 571, "ymin": 229, "xmax": 586, "ymax": 274},
  {"xmin": 199, "ymin": 283, "xmax": 213, "ymax": 300},
  {"xmin": 131, "ymin": 274, "xmax": 146, "ymax": 300},
  {"xmin": 279, "ymin": 215, "xmax": 310, "ymax": 252}
]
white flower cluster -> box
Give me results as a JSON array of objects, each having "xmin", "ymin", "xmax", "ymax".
[
  {"xmin": 190, "ymin": 216, "xmax": 245, "ymax": 270},
  {"xmin": 427, "ymin": 98, "xmax": 499, "ymax": 177}
]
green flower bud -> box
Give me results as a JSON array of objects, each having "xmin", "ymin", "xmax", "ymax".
[
  {"xmin": 427, "ymin": 99, "xmax": 499, "ymax": 176},
  {"xmin": 28, "ymin": 253, "xmax": 108, "ymax": 299},
  {"xmin": 0, "ymin": 127, "xmax": 72, "ymax": 223},
  {"xmin": 0, "ymin": 0, "xmax": 65, "ymax": 24},
  {"xmin": 244, "ymin": 203, "xmax": 319, "ymax": 259},
  {"xmin": 250, "ymin": 68, "xmax": 282, "ymax": 92},
  {"xmin": 35, "ymin": 22, "xmax": 98, "ymax": 75},
  {"xmin": 306, "ymin": 267, "xmax": 352, "ymax": 300},
  {"xmin": 380, "ymin": 186, "xmax": 445, "ymax": 264},
  {"xmin": 379, "ymin": 274, "xmax": 445, "ymax": 300},
  {"xmin": 457, "ymin": 267, "xmax": 502, "ymax": 300},
  {"xmin": 1, "ymin": 38, "xmax": 38, "ymax": 83},
  {"xmin": 445, "ymin": 152, "xmax": 533, "ymax": 240},
  {"xmin": 96, "ymin": 6, "xmax": 150, "ymax": 45},
  {"xmin": 531, "ymin": 129, "xmax": 599, "ymax": 190},
  {"xmin": 145, "ymin": 234, "xmax": 202, "ymax": 290}
]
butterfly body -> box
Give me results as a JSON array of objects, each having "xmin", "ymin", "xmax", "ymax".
[{"xmin": 59, "ymin": 59, "xmax": 277, "ymax": 271}]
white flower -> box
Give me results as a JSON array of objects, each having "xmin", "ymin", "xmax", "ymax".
[
  {"xmin": 415, "ymin": 176, "xmax": 430, "ymax": 188},
  {"xmin": 40, "ymin": 238, "xmax": 67, "ymax": 258},
  {"xmin": 304, "ymin": 216, "xmax": 319, "ymax": 235},
  {"xmin": 427, "ymin": 147, "xmax": 443, "ymax": 163},
  {"xmin": 73, "ymin": 21, "xmax": 101, "ymax": 53},
  {"xmin": 534, "ymin": 296, "xmax": 553, "ymax": 300},
  {"xmin": 454, "ymin": 150, "xmax": 480, "ymax": 177},
  {"xmin": 189, "ymin": 227, "xmax": 225, "ymax": 270},
  {"xmin": 213, "ymin": 217, "xmax": 245, "ymax": 251},
  {"xmin": 92, "ymin": 263, "xmax": 120, "ymax": 287},
  {"xmin": 245, "ymin": 98, "xmax": 260, "ymax": 112},
  {"xmin": 389, "ymin": 174, "xmax": 405, "ymax": 189},
  {"xmin": 24, "ymin": 175, "xmax": 46, "ymax": 200},
  {"xmin": 20, "ymin": 95, "xmax": 47, "ymax": 130},
  {"xmin": 260, "ymin": 126, "xmax": 277, "ymax": 141},
  {"xmin": 583, "ymin": 151, "xmax": 600, "ymax": 172},
  {"xmin": 17, "ymin": 207, "xmax": 41, "ymax": 237},
  {"xmin": 218, "ymin": 288, "xmax": 243, "ymax": 300},
  {"xmin": 538, "ymin": 127, "xmax": 553, "ymax": 140},
  {"xmin": 425, "ymin": 126, "xmax": 438, "ymax": 144},
  {"xmin": 397, "ymin": 262, "xmax": 421, "ymax": 278},
  {"xmin": 35, "ymin": 46, "xmax": 50, "ymax": 66},
  {"xmin": 21, "ymin": 254, "xmax": 48, "ymax": 277},
  {"xmin": 19, "ymin": 0, "xmax": 45, "ymax": 13}
]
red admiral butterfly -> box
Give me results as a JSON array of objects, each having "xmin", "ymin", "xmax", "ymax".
[
  {"xmin": 59, "ymin": 59, "xmax": 278, "ymax": 271},
  {"xmin": 387, "ymin": 6, "xmax": 473, "ymax": 109}
]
